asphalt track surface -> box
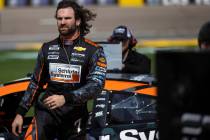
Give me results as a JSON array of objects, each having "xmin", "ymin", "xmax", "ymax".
[{"xmin": 0, "ymin": 5, "xmax": 210, "ymax": 49}]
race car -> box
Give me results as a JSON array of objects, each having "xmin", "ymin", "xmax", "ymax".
[
  {"xmin": 87, "ymin": 73, "xmax": 157, "ymax": 140},
  {"xmin": 0, "ymin": 73, "xmax": 157, "ymax": 140},
  {"xmin": 0, "ymin": 76, "xmax": 33, "ymax": 140}
]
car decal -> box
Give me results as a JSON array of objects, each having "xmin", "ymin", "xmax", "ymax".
[
  {"xmin": 135, "ymin": 87, "xmax": 157, "ymax": 96},
  {"xmin": 105, "ymin": 80, "xmax": 147, "ymax": 90},
  {"xmin": 0, "ymin": 79, "xmax": 156, "ymax": 96},
  {"xmin": 123, "ymin": 85, "xmax": 157, "ymax": 96},
  {"xmin": 0, "ymin": 81, "xmax": 48, "ymax": 97},
  {"xmin": 24, "ymin": 117, "xmax": 38, "ymax": 140},
  {"xmin": 0, "ymin": 81, "xmax": 29, "ymax": 96}
]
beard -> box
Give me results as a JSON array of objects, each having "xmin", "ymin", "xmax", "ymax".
[{"xmin": 58, "ymin": 23, "xmax": 78, "ymax": 36}]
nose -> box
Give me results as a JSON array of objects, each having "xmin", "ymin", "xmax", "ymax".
[{"xmin": 61, "ymin": 18, "xmax": 66, "ymax": 25}]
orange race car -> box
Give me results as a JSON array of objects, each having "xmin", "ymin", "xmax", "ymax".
[{"xmin": 0, "ymin": 73, "xmax": 157, "ymax": 140}]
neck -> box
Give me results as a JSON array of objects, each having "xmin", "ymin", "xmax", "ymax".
[{"xmin": 61, "ymin": 30, "xmax": 80, "ymax": 42}]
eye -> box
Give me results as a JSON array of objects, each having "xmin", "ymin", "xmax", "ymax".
[
  {"xmin": 57, "ymin": 17, "xmax": 62, "ymax": 21},
  {"xmin": 65, "ymin": 17, "xmax": 72, "ymax": 20}
]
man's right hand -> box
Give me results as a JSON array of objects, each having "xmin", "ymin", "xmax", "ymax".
[{"xmin": 12, "ymin": 114, "xmax": 23, "ymax": 136}]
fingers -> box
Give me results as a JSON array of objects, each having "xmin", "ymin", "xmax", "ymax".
[
  {"xmin": 43, "ymin": 96, "xmax": 54, "ymax": 107},
  {"xmin": 50, "ymin": 103, "xmax": 57, "ymax": 110},
  {"xmin": 43, "ymin": 95, "xmax": 65, "ymax": 109},
  {"xmin": 18, "ymin": 123, "xmax": 22, "ymax": 134},
  {"xmin": 43, "ymin": 96, "xmax": 52, "ymax": 104},
  {"xmin": 44, "ymin": 95, "xmax": 57, "ymax": 109},
  {"xmin": 12, "ymin": 114, "xmax": 23, "ymax": 136},
  {"xmin": 12, "ymin": 123, "xmax": 19, "ymax": 136}
]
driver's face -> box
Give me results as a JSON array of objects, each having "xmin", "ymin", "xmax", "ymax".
[{"xmin": 56, "ymin": 7, "xmax": 80, "ymax": 36}]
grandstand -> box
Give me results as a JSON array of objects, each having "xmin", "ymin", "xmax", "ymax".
[
  {"xmin": 0, "ymin": 0, "xmax": 210, "ymax": 82},
  {"xmin": 0, "ymin": 0, "xmax": 210, "ymax": 48},
  {"xmin": 1, "ymin": 0, "xmax": 210, "ymax": 7}
]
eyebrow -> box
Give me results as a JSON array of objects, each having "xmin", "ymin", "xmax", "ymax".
[{"xmin": 56, "ymin": 16, "xmax": 72, "ymax": 20}]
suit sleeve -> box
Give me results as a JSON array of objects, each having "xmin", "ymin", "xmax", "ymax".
[
  {"xmin": 64, "ymin": 47, "xmax": 107, "ymax": 104},
  {"xmin": 16, "ymin": 45, "xmax": 47, "ymax": 116}
]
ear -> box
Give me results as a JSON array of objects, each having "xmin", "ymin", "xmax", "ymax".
[{"xmin": 76, "ymin": 19, "xmax": 81, "ymax": 26}]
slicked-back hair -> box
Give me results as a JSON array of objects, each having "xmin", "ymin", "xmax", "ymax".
[{"xmin": 55, "ymin": 0, "xmax": 96, "ymax": 36}]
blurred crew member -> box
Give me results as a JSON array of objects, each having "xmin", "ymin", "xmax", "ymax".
[
  {"xmin": 198, "ymin": 21, "xmax": 210, "ymax": 49},
  {"xmin": 11, "ymin": 1, "xmax": 107, "ymax": 140},
  {"xmin": 108, "ymin": 25, "xmax": 151, "ymax": 74}
]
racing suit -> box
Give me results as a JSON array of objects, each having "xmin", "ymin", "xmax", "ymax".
[{"xmin": 16, "ymin": 36, "xmax": 107, "ymax": 140}]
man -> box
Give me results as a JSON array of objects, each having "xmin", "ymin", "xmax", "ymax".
[
  {"xmin": 12, "ymin": 1, "xmax": 107, "ymax": 140},
  {"xmin": 108, "ymin": 25, "xmax": 151, "ymax": 74},
  {"xmin": 198, "ymin": 21, "xmax": 210, "ymax": 49}
]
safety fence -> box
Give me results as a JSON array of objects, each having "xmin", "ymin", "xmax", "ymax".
[{"xmin": 0, "ymin": 0, "xmax": 210, "ymax": 10}]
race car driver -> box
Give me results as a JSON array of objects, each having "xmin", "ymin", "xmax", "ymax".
[{"xmin": 11, "ymin": 1, "xmax": 107, "ymax": 140}]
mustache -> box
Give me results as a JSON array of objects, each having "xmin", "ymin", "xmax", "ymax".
[{"xmin": 59, "ymin": 25, "xmax": 69, "ymax": 28}]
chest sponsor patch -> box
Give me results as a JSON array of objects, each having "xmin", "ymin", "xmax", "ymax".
[
  {"xmin": 48, "ymin": 51, "xmax": 60, "ymax": 55},
  {"xmin": 71, "ymin": 58, "xmax": 84, "ymax": 63},
  {"xmin": 48, "ymin": 55, "xmax": 59, "ymax": 59},
  {"xmin": 49, "ymin": 45, "xmax": 60, "ymax": 50},
  {"xmin": 72, "ymin": 53, "xmax": 85, "ymax": 58},
  {"xmin": 49, "ymin": 63, "xmax": 81, "ymax": 83}
]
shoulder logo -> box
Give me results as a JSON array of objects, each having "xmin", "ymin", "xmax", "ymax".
[
  {"xmin": 99, "ymin": 57, "xmax": 106, "ymax": 63},
  {"xmin": 74, "ymin": 46, "xmax": 86, "ymax": 52}
]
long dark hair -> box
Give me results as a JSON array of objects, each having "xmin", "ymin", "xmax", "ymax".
[{"xmin": 55, "ymin": 0, "xmax": 96, "ymax": 36}]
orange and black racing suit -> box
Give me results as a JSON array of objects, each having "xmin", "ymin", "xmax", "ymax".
[{"xmin": 16, "ymin": 36, "xmax": 107, "ymax": 140}]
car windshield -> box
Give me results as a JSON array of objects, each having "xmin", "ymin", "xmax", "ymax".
[{"xmin": 110, "ymin": 92, "xmax": 157, "ymax": 124}]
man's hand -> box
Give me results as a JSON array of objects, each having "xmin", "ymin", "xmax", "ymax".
[
  {"xmin": 43, "ymin": 95, "xmax": 66, "ymax": 109},
  {"xmin": 12, "ymin": 114, "xmax": 23, "ymax": 136}
]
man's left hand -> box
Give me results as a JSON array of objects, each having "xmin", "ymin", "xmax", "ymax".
[{"xmin": 43, "ymin": 95, "xmax": 66, "ymax": 109}]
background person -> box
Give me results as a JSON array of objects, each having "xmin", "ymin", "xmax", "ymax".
[
  {"xmin": 11, "ymin": 1, "xmax": 107, "ymax": 140},
  {"xmin": 198, "ymin": 21, "xmax": 210, "ymax": 49},
  {"xmin": 108, "ymin": 25, "xmax": 151, "ymax": 74}
]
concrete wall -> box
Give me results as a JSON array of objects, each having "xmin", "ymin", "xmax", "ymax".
[{"xmin": 0, "ymin": 5, "xmax": 210, "ymax": 42}]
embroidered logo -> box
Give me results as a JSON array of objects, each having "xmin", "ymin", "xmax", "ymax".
[
  {"xmin": 74, "ymin": 46, "xmax": 86, "ymax": 52},
  {"xmin": 48, "ymin": 55, "xmax": 59, "ymax": 59},
  {"xmin": 49, "ymin": 45, "xmax": 60, "ymax": 50}
]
